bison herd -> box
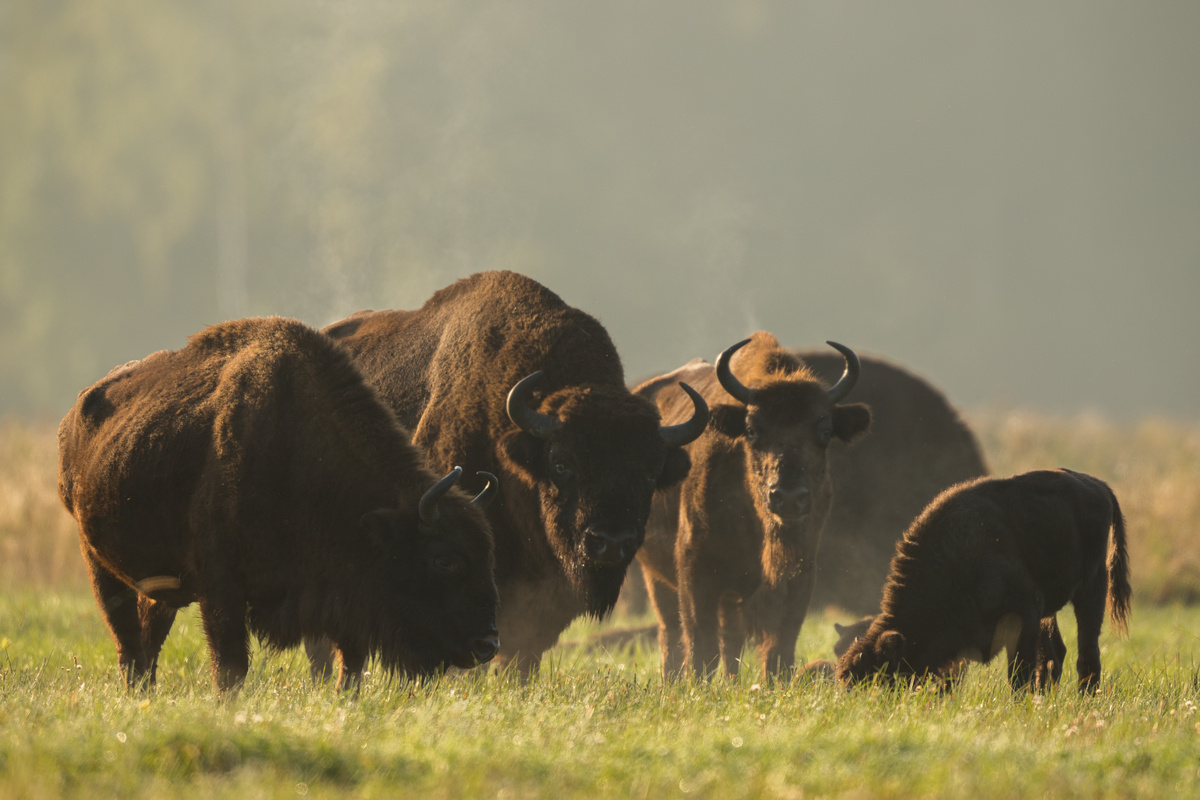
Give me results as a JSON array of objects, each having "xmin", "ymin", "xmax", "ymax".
[{"xmin": 56, "ymin": 270, "xmax": 1130, "ymax": 695}]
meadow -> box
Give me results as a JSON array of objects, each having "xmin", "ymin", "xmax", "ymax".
[{"xmin": 2, "ymin": 411, "xmax": 1200, "ymax": 798}]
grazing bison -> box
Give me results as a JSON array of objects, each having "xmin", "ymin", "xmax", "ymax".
[
  {"xmin": 836, "ymin": 469, "xmax": 1131, "ymax": 693},
  {"xmin": 795, "ymin": 350, "xmax": 988, "ymax": 614},
  {"xmin": 56, "ymin": 317, "xmax": 499, "ymax": 693},
  {"xmin": 321, "ymin": 271, "xmax": 708, "ymax": 675},
  {"xmin": 635, "ymin": 332, "xmax": 871, "ymax": 679}
]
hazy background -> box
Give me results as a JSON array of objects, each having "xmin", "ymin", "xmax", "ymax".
[{"xmin": 3, "ymin": 0, "xmax": 1197, "ymax": 421}]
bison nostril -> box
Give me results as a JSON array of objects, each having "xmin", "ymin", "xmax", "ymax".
[
  {"xmin": 471, "ymin": 634, "xmax": 499, "ymax": 662},
  {"xmin": 585, "ymin": 528, "xmax": 637, "ymax": 566}
]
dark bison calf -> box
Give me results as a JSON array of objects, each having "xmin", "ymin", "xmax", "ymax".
[
  {"xmin": 57, "ymin": 317, "xmax": 499, "ymax": 693},
  {"xmin": 836, "ymin": 469, "xmax": 1130, "ymax": 693}
]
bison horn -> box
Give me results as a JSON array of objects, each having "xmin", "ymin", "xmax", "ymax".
[
  {"xmin": 419, "ymin": 466, "xmax": 463, "ymax": 523},
  {"xmin": 823, "ymin": 341, "xmax": 861, "ymax": 404},
  {"xmin": 472, "ymin": 471, "xmax": 499, "ymax": 509},
  {"xmin": 715, "ymin": 338, "xmax": 754, "ymax": 405},
  {"xmin": 659, "ymin": 382, "xmax": 709, "ymax": 447},
  {"xmin": 506, "ymin": 371, "xmax": 563, "ymax": 439}
]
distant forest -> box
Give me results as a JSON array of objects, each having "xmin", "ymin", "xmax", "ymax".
[{"xmin": 3, "ymin": 1, "xmax": 1198, "ymax": 420}]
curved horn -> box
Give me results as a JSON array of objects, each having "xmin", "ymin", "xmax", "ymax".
[
  {"xmin": 714, "ymin": 338, "xmax": 754, "ymax": 405},
  {"xmin": 659, "ymin": 382, "xmax": 709, "ymax": 447},
  {"xmin": 419, "ymin": 466, "xmax": 463, "ymax": 523},
  {"xmin": 506, "ymin": 371, "xmax": 563, "ymax": 440},
  {"xmin": 472, "ymin": 471, "xmax": 499, "ymax": 509},
  {"xmin": 824, "ymin": 341, "xmax": 861, "ymax": 404}
]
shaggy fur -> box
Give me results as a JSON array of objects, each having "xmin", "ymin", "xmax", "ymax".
[
  {"xmin": 322, "ymin": 271, "xmax": 702, "ymax": 676},
  {"xmin": 796, "ymin": 350, "xmax": 989, "ymax": 614},
  {"xmin": 57, "ymin": 317, "xmax": 497, "ymax": 693},
  {"xmin": 635, "ymin": 332, "xmax": 871, "ymax": 679},
  {"xmin": 836, "ymin": 469, "xmax": 1131, "ymax": 693}
]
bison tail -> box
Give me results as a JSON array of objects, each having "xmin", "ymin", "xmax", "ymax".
[{"xmin": 1105, "ymin": 487, "xmax": 1132, "ymax": 637}]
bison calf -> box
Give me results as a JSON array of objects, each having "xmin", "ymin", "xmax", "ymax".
[
  {"xmin": 57, "ymin": 317, "xmax": 499, "ymax": 693},
  {"xmin": 836, "ymin": 469, "xmax": 1130, "ymax": 693}
]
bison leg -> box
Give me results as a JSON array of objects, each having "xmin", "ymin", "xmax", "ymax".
[
  {"xmin": 82, "ymin": 549, "xmax": 152, "ymax": 689},
  {"xmin": 718, "ymin": 593, "xmax": 746, "ymax": 679},
  {"xmin": 1072, "ymin": 573, "xmax": 1108, "ymax": 694},
  {"xmin": 137, "ymin": 596, "xmax": 178, "ymax": 687},
  {"xmin": 679, "ymin": 581, "xmax": 722, "ymax": 678},
  {"xmin": 1034, "ymin": 617, "xmax": 1067, "ymax": 691},
  {"xmin": 1004, "ymin": 608, "xmax": 1042, "ymax": 691},
  {"xmin": 196, "ymin": 582, "xmax": 250, "ymax": 694},
  {"xmin": 758, "ymin": 571, "xmax": 817, "ymax": 681},
  {"xmin": 336, "ymin": 646, "xmax": 366, "ymax": 692},
  {"xmin": 645, "ymin": 576, "xmax": 684, "ymax": 679},
  {"xmin": 303, "ymin": 636, "xmax": 338, "ymax": 683}
]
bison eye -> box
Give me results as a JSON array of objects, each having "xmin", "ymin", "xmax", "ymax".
[
  {"xmin": 745, "ymin": 426, "xmax": 757, "ymax": 443},
  {"xmin": 429, "ymin": 553, "xmax": 463, "ymax": 576},
  {"xmin": 551, "ymin": 462, "xmax": 575, "ymax": 485}
]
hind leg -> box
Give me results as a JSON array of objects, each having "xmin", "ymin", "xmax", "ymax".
[
  {"xmin": 195, "ymin": 568, "xmax": 250, "ymax": 694},
  {"xmin": 1034, "ymin": 617, "xmax": 1066, "ymax": 691},
  {"xmin": 81, "ymin": 549, "xmax": 151, "ymax": 689},
  {"xmin": 1072, "ymin": 573, "xmax": 1108, "ymax": 693},
  {"xmin": 137, "ymin": 596, "xmax": 178, "ymax": 687}
]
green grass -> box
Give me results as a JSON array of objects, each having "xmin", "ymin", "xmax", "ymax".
[{"xmin": 4, "ymin": 592, "xmax": 1200, "ymax": 798}]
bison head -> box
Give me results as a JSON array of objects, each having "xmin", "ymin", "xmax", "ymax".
[
  {"xmin": 499, "ymin": 374, "xmax": 708, "ymax": 616},
  {"xmin": 836, "ymin": 627, "xmax": 908, "ymax": 686},
  {"xmin": 363, "ymin": 467, "xmax": 500, "ymax": 675},
  {"xmin": 709, "ymin": 339, "xmax": 871, "ymax": 530},
  {"xmin": 836, "ymin": 625, "xmax": 956, "ymax": 690}
]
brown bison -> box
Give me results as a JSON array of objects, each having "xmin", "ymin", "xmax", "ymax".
[
  {"xmin": 321, "ymin": 271, "xmax": 708, "ymax": 675},
  {"xmin": 57, "ymin": 317, "xmax": 499, "ymax": 693},
  {"xmin": 795, "ymin": 350, "xmax": 989, "ymax": 614},
  {"xmin": 635, "ymin": 332, "xmax": 871, "ymax": 679},
  {"xmin": 836, "ymin": 469, "xmax": 1131, "ymax": 693}
]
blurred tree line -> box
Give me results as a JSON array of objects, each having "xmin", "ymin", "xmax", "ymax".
[
  {"xmin": 2, "ymin": 0, "xmax": 519, "ymax": 417},
  {"xmin": 3, "ymin": 1, "xmax": 1198, "ymax": 420}
]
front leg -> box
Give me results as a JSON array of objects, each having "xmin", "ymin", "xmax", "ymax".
[
  {"xmin": 678, "ymin": 562, "xmax": 723, "ymax": 678},
  {"xmin": 337, "ymin": 646, "xmax": 366, "ymax": 692},
  {"xmin": 717, "ymin": 592, "xmax": 746, "ymax": 679},
  {"xmin": 645, "ymin": 574, "xmax": 685, "ymax": 679}
]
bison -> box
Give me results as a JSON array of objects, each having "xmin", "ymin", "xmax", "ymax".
[
  {"xmin": 57, "ymin": 317, "xmax": 499, "ymax": 693},
  {"xmin": 795, "ymin": 350, "xmax": 989, "ymax": 615},
  {"xmin": 321, "ymin": 271, "xmax": 708, "ymax": 675},
  {"xmin": 836, "ymin": 469, "xmax": 1131, "ymax": 693},
  {"xmin": 635, "ymin": 332, "xmax": 871, "ymax": 679}
]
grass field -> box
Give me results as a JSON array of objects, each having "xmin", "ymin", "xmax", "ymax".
[{"xmin": 3, "ymin": 411, "xmax": 1200, "ymax": 797}]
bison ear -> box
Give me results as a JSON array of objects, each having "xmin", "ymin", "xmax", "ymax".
[
  {"xmin": 832, "ymin": 403, "xmax": 871, "ymax": 443},
  {"xmin": 496, "ymin": 429, "xmax": 546, "ymax": 487},
  {"xmin": 656, "ymin": 447, "xmax": 692, "ymax": 489},
  {"xmin": 833, "ymin": 622, "xmax": 848, "ymax": 635},
  {"xmin": 708, "ymin": 404, "xmax": 748, "ymax": 440}
]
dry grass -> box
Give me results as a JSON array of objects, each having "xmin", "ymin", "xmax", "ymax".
[
  {"xmin": 0, "ymin": 418, "xmax": 88, "ymax": 589},
  {"xmin": 4, "ymin": 411, "xmax": 1199, "ymax": 603}
]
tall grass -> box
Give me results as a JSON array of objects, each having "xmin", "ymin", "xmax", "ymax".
[
  {"xmin": 0, "ymin": 419, "xmax": 86, "ymax": 589},
  {"xmin": 9, "ymin": 411, "xmax": 1200, "ymax": 603},
  {"xmin": 2, "ymin": 593, "xmax": 1200, "ymax": 798}
]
